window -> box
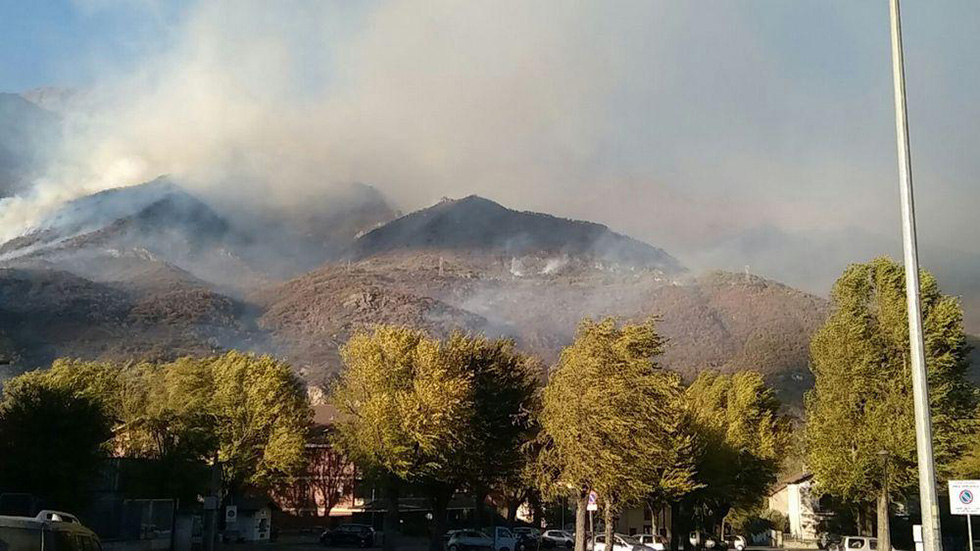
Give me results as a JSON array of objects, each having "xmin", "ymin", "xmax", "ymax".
[
  {"xmin": 847, "ymin": 540, "xmax": 865, "ymax": 549},
  {"xmin": 1, "ymin": 526, "xmax": 42, "ymax": 551}
]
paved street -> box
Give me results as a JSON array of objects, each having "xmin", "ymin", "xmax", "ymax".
[{"xmin": 216, "ymin": 533, "xmax": 804, "ymax": 551}]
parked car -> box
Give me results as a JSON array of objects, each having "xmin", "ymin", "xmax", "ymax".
[
  {"xmin": 0, "ymin": 510, "xmax": 101, "ymax": 551},
  {"xmin": 448, "ymin": 531, "xmax": 493, "ymax": 551},
  {"xmin": 829, "ymin": 536, "xmax": 878, "ymax": 550},
  {"xmin": 513, "ymin": 526, "xmax": 555, "ymax": 551},
  {"xmin": 449, "ymin": 528, "xmax": 518, "ymax": 551},
  {"xmin": 635, "ymin": 533, "xmax": 668, "ymax": 551},
  {"xmin": 445, "ymin": 530, "xmax": 467, "ymax": 546},
  {"xmin": 592, "ymin": 533, "xmax": 649, "ymax": 551},
  {"xmin": 514, "ymin": 528, "xmax": 542, "ymax": 539},
  {"xmin": 542, "ymin": 530, "xmax": 574, "ymax": 548},
  {"xmin": 320, "ymin": 524, "xmax": 375, "ymax": 548},
  {"xmin": 688, "ymin": 531, "xmax": 725, "ymax": 550},
  {"xmin": 485, "ymin": 527, "xmax": 519, "ymax": 551},
  {"xmin": 725, "ymin": 535, "xmax": 746, "ymax": 551}
]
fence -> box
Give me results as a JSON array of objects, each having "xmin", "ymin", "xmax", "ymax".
[{"xmin": 88, "ymin": 498, "xmax": 175, "ymax": 549}]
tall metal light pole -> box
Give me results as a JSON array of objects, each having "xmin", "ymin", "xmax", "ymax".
[{"xmin": 888, "ymin": 0, "xmax": 943, "ymax": 549}]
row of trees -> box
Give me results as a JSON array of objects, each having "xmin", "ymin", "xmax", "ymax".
[
  {"xmin": 0, "ymin": 352, "xmax": 311, "ymax": 510},
  {"xmin": 330, "ymin": 320, "xmax": 790, "ymax": 551},
  {"xmin": 16, "ymin": 258, "xmax": 963, "ymax": 551}
]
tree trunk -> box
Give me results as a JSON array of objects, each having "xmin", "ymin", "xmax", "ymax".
[
  {"xmin": 877, "ymin": 484, "xmax": 891, "ymax": 551},
  {"xmin": 857, "ymin": 504, "xmax": 866, "ymax": 536},
  {"xmin": 528, "ymin": 492, "xmax": 543, "ymax": 527},
  {"xmin": 429, "ymin": 486, "xmax": 452, "ymax": 551},
  {"xmin": 575, "ymin": 492, "xmax": 588, "ymax": 551},
  {"xmin": 475, "ymin": 491, "xmax": 488, "ymax": 528},
  {"xmin": 603, "ymin": 500, "xmax": 615, "ymax": 551},
  {"xmin": 382, "ymin": 475, "xmax": 400, "ymax": 551}
]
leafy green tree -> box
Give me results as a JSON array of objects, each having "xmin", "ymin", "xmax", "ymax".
[
  {"xmin": 0, "ymin": 377, "xmax": 112, "ymax": 511},
  {"xmin": 333, "ymin": 328, "xmax": 539, "ymax": 550},
  {"xmin": 206, "ymin": 353, "xmax": 311, "ymax": 491},
  {"xmin": 10, "ymin": 353, "xmax": 310, "ymax": 497},
  {"xmin": 540, "ymin": 318, "xmax": 695, "ymax": 551},
  {"xmin": 331, "ymin": 326, "xmax": 473, "ymax": 551},
  {"xmin": 806, "ymin": 257, "xmax": 976, "ymax": 551},
  {"xmin": 450, "ymin": 334, "xmax": 540, "ymax": 529},
  {"xmin": 681, "ymin": 370, "xmax": 789, "ymax": 539}
]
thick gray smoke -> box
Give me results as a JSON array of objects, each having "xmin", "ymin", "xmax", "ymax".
[{"xmin": 3, "ymin": 0, "xmax": 980, "ymax": 311}]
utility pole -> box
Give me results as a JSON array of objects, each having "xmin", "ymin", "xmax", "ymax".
[{"xmin": 888, "ymin": 1, "xmax": 943, "ymax": 549}]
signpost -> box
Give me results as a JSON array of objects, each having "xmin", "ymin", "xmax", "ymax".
[
  {"xmin": 225, "ymin": 505, "xmax": 238, "ymax": 527},
  {"xmin": 948, "ymin": 481, "xmax": 980, "ymax": 551},
  {"xmin": 587, "ymin": 491, "xmax": 597, "ymax": 551}
]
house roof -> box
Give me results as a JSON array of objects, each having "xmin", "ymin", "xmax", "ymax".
[
  {"xmin": 234, "ymin": 497, "xmax": 278, "ymax": 512},
  {"xmin": 769, "ymin": 472, "xmax": 813, "ymax": 495}
]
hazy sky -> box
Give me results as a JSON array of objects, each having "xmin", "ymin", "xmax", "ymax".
[{"xmin": 1, "ymin": 1, "xmax": 979, "ymax": 295}]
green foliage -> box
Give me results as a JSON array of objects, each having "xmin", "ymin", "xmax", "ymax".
[
  {"xmin": 451, "ymin": 333, "xmax": 540, "ymax": 496},
  {"xmin": 331, "ymin": 326, "xmax": 473, "ymax": 483},
  {"xmin": 206, "ymin": 352, "xmax": 311, "ymax": 489},
  {"xmin": 333, "ymin": 326, "xmax": 539, "ymax": 488},
  {"xmin": 729, "ymin": 502, "xmax": 788, "ymax": 536},
  {"xmin": 682, "ymin": 371, "xmax": 790, "ymax": 525},
  {"xmin": 0, "ymin": 377, "xmax": 112, "ymax": 510},
  {"xmin": 540, "ymin": 318, "xmax": 696, "ymax": 510},
  {"xmin": 4, "ymin": 352, "xmax": 311, "ymax": 492},
  {"xmin": 805, "ymin": 257, "xmax": 977, "ymax": 502}
]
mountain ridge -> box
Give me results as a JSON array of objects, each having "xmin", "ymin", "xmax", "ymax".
[{"xmin": 347, "ymin": 194, "xmax": 685, "ymax": 274}]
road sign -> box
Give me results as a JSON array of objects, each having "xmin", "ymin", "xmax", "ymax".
[
  {"xmin": 225, "ymin": 505, "xmax": 238, "ymax": 526},
  {"xmin": 587, "ymin": 491, "xmax": 598, "ymax": 512},
  {"xmin": 949, "ymin": 481, "xmax": 980, "ymax": 515}
]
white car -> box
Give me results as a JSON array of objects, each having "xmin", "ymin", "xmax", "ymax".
[
  {"xmin": 727, "ymin": 535, "xmax": 747, "ymax": 551},
  {"xmin": 593, "ymin": 534, "xmax": 649, "ymax": 551},
  {"xmin": 448, "ymin": 527, "xmax": 519, "ymax": 551},
  {"xmin": 448, "ymin": 530, "xmax": 494, "ymax": 551},
  {"xmin": 688, "ymin": 531, "xmax": 721, "ymax": 549},
  {"xmin": 543, "ymin": 530, "xmax": 574, "ymax": 548},
  {"xmin": 834, "ymin": 536, "xmax": 878, "ymax": 550},
  {"xmin": 635, "ymin": 534, "xmax": 668, "ymax": 551}
]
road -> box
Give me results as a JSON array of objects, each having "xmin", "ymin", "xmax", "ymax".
[{"xmin": 217, "ymin": 534, "xmax": 806, "ymax": 551}]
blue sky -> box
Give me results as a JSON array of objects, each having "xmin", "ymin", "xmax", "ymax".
[{"xmin": 0, "ymin": 0, "xmax": 191, "ymax": 91}]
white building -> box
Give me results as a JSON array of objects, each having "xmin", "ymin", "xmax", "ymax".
[
  {"xmin": 615, "ymin": 504, "xmax": 673, "ymax": 540},
  {"xmin": 768, "ymin": 473, "xmax": 821, "ymax": 541}
]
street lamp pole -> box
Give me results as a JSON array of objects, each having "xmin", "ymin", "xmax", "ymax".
[{"xmin": 887, "ymin": 1, "xmax": 943, "ymax": 550}]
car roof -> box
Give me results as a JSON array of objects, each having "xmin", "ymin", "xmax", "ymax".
[{"xmin": 0, "ymin": 512, "xmax": 97, "ymax": 537}]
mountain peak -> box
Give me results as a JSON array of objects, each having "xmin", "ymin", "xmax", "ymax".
[{"xmin": 346, "ymin": 195, "xmax": 684, "ymax": 273}]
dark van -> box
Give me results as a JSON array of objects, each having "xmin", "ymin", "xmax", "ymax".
[{"xmin": 0, "ymin": 511, "xmax": 101, "ymax": 551}]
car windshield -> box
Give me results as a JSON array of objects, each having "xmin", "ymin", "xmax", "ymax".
[{"xmin": 619, "ymin": 535, "xmax": 640, "ymax": 545}]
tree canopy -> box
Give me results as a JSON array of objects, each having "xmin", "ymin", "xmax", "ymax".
[
  {"xmin": 806, "ymin": 257, "xmax": 976, "ymax": 503},
  {"xmin": 0, "ymin": 377, "xmax": 113, "ymax": 510},
  {"xmin": 332, "ymin": 326, "xmax": 540, "ymax": 549},
  {"xmin": 682, "ymin": 370, "xmax": 789, "ymax": 529},
  {"xmin": 3, "ymin": 352, "xmax": 311, "ymax": 493},
  {"xmin": 540, "ymin": 317, "xmax": 695, "ymax": 550}
]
